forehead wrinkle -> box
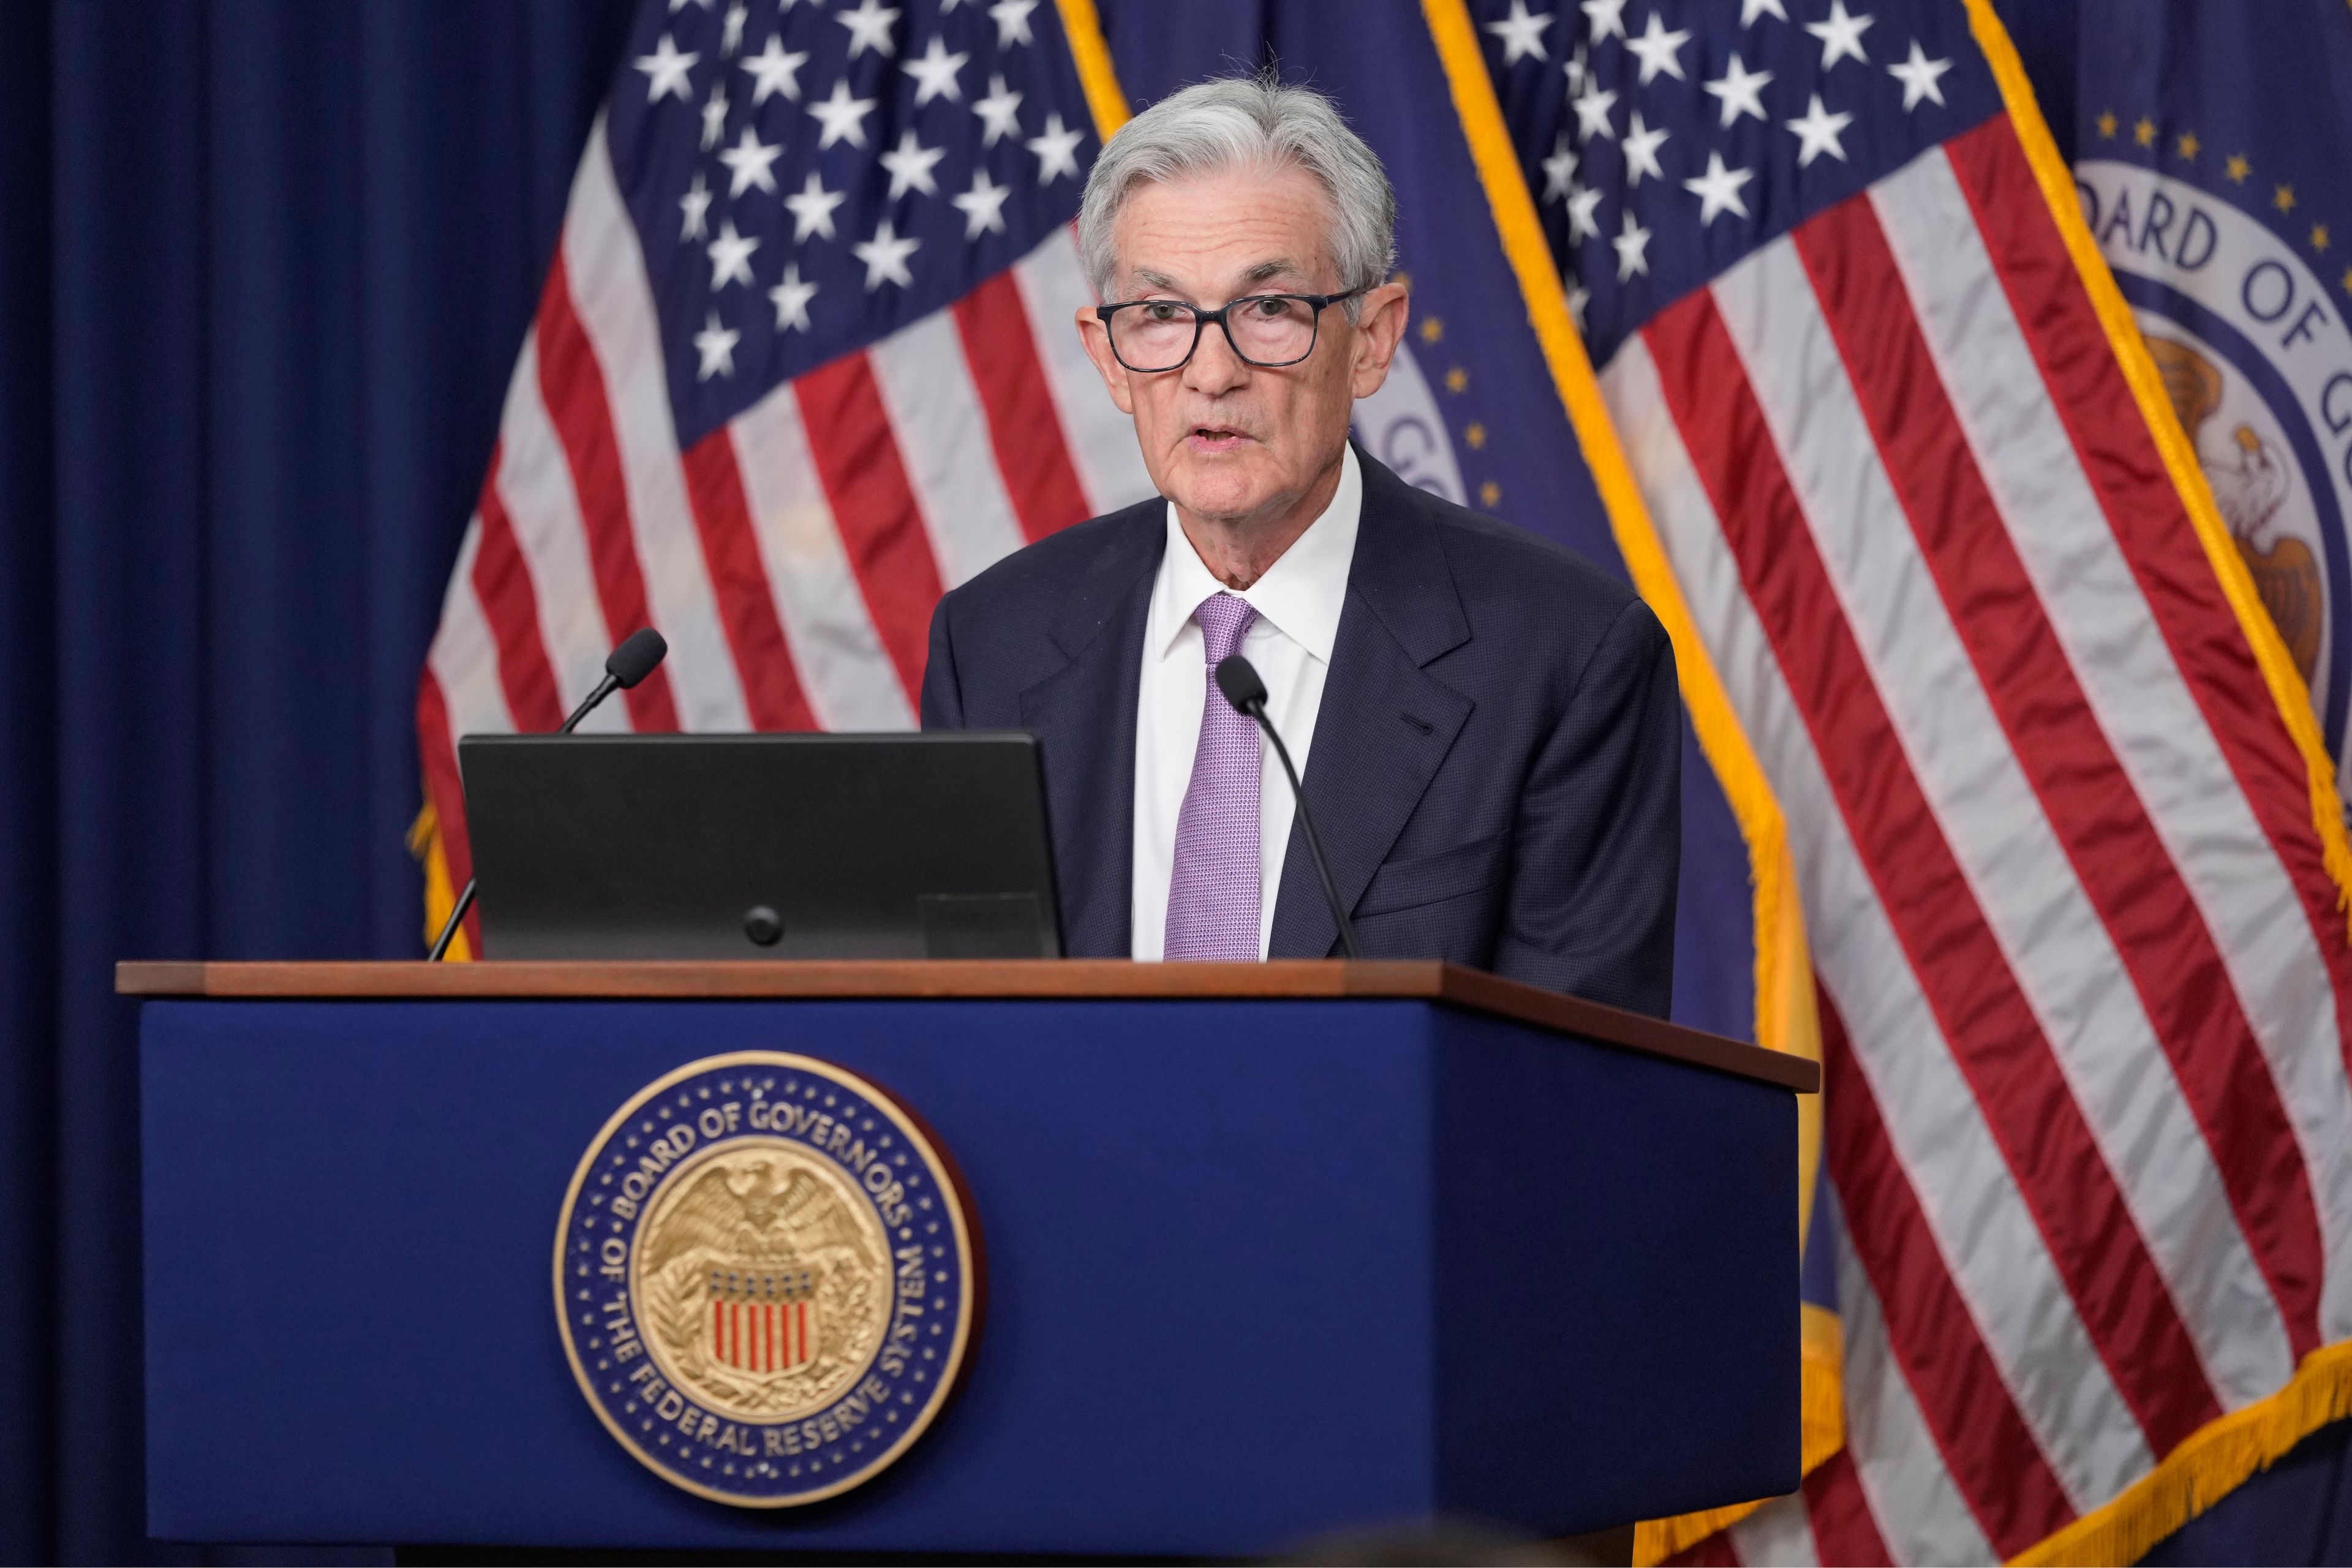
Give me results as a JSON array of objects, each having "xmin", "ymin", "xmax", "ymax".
[{"xmin": 1123, "ymin": 257, "xmax": 1313, "ymax": 301}]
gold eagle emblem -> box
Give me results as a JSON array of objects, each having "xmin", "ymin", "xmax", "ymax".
[
  {"xmin": 635, "ymin": 1143, "xmax": 891, "ymax": 1424},
  {"xmin": 2147, "ymin": 333, "xmax": 2322, "ymax": 684}
]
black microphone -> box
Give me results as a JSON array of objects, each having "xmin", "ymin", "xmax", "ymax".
[
  {"xmin": 563, "ymin": 627, "xmax": 668, "ymax": 733},
  {"xmin": 1215, "ymin": 654, "xmax": 1362, "ymax": 960},
  {"xmin": 426, "ymin": 628, "xmax": 669, "ymax": 962}
]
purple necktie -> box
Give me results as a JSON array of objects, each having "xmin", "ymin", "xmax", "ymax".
[{"xmin": 1164, "ymin": 592, "xmax": 1262, "ymax": 961}]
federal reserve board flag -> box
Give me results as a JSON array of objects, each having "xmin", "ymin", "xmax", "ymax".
[
  {"xmin": 2074, "ymin": 2, "xmax": 2352, "ymax": 800},
  {"xmin": 412, "ymin": 0, "xmax": 1155, "ymax": 953},
  {"xmin": 1468, "ymin": 0, "xmax": 2352, "ymax": 1562}
]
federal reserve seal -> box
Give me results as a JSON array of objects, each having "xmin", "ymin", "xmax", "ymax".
[
  {"xmin": 2079, "ymin": 159, "xmax": 2352, "ymax": 793},
  {"xmin": 554, "ymin": 1052, "xmax": 981, "ymax": 1507}
]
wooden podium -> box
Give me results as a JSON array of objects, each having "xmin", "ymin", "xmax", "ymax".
[{"xmin": 120, "ymin": 959, "xmax": 1815, "ymax": 1556}]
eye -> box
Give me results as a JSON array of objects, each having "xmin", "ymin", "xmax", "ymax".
[
  {"xmin": 1248, "ymin": 296, "xmax": 1291, "ymax": 318},
  {"xmin": 1139, "ymin": 301, "xmax": 1186, "ymax": 323}
]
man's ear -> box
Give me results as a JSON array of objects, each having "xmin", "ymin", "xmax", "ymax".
[
  {"xmin": 1076, "ymin": 309, "xmax": 1137, "ymax": 417},
  {"xmin": 1348, "ymin": 281, "xmax": 1411, "ymax": 401}
]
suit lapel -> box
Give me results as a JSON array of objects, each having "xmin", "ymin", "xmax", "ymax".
[
  {"xmin": 1269, "ymin": 456, "xmax": 1474, "ymax": 957},
  {"xmin": 1019, "ymin": 507, "xmax": 1163, "ymax": 958}
]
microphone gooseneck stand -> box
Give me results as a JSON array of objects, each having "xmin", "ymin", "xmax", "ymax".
[
  {"xmin": 426, "ymin": 628, "xmax": 669, "ymax": 962},
  {"xmin": 1215, "ymin": 654, "xmax": 1362, "ymax": 960}
]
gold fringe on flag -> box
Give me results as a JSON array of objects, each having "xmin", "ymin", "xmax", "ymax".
[{"xmin": 2015, "ymin": 1341, "xmax": 2352, "ymax": 1567}]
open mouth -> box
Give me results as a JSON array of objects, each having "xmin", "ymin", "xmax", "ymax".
[{"xmin": 1187, "ymin": 425, "xmax": 1250, "ymax": 451}]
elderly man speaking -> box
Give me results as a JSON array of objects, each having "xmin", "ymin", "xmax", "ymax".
[{"xmin": 921, "ymin": 75, "xmax": 1681, "ymax": 1015}]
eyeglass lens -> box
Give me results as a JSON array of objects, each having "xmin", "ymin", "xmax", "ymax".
[{"xmin": 1112, "ymin": 296, "xmax": 1321, "ymax": 371}]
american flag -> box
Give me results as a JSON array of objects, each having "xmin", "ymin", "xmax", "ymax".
[
  {"xmin": 1472, "ymin": 0, "xmax": 2352, "ymax": 1561},
  {"xmin": 413, "ymin": 0, "xmax": 1152, "ymax": 952}
]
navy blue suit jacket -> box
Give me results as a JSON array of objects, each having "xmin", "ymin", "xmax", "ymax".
[{"xmin": 919, "ymin": 448, "xmax": 1681, "ymax": 1015}]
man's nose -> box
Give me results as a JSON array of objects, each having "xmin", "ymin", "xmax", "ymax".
[{"xmin": 1181, "ymin": 317, "xmax": 1250, "ymax": 396}]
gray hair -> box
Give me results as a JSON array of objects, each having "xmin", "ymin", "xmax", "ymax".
[{"xmin": 1077, "ymin": 74, "xmax": 1396, "ymax": 312}]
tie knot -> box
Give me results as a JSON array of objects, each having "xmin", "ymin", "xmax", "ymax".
[{"xmin": 1194, "ymin": 592, "xmax": 1258, "ymax": 665}]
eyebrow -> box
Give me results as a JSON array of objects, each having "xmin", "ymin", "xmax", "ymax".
[{"xmin": 1127, "ymin": 258, "xmax": 1310, "ymax": 298}]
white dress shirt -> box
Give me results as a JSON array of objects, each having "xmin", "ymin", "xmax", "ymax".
[{"xmin": 1131, "ymin": 445, "xmax": 1363, "ymax": 960}]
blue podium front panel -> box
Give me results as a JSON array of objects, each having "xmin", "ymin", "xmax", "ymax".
[{"xmin": 140, "ymin": 997, "xmax": 1795, "ymax": 1553}]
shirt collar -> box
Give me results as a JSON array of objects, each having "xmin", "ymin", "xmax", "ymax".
[{"xmin": 1148, "ymin": 443, "xmax": 1362, "ymax": 664}]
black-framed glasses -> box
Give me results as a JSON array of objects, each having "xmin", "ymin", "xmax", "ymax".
[{"xmin": 1094, "ymin": 288, "xmax": 1365, "ymax": 372}]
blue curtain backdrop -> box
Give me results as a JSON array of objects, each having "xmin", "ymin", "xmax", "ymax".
[
  {"xmin": 0, "ymin": 4, "xmax": 638, "ymax": 1560},
  {"xmin": 0, "ymin": 0, "xmax": 2342, "ymax": 1562}
]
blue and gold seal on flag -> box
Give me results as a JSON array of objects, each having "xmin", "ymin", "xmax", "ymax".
[
  {"xmin": 2076, "ymin": 0, "xmax": 2352, "ymax": 798},
  {"xmin": 554, "ymin": 1052, "xmax": 980, "ymax": 1507}
]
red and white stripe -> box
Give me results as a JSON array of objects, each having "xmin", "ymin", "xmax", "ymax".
[
  {"xmin": 417, "ymin": 114, "xmax": 1154, "ymax": 943},
  {"xmin": 1605, "ymin": 113, "xmax": 2352, "ymax": 1562},
  {"xmin": 712, "ymin": 1296, "xmax": 813, "ymax": 1373}
]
